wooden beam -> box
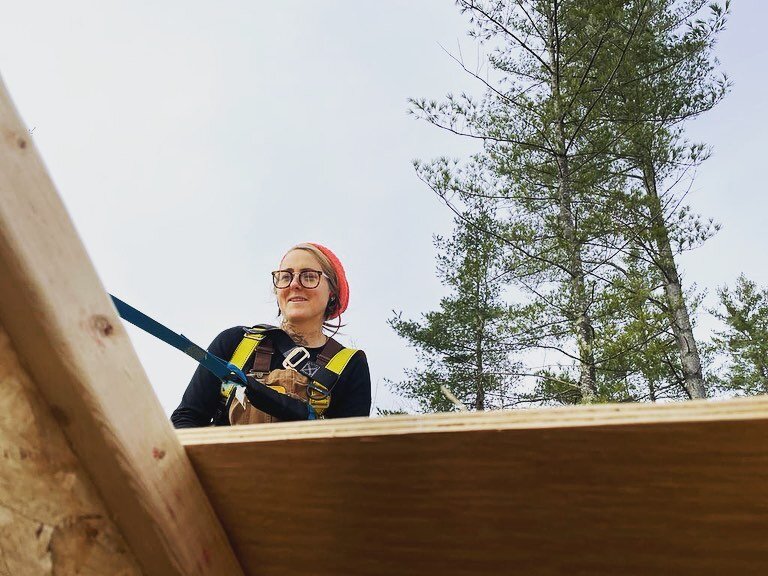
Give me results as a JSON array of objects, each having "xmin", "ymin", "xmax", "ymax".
[
  {"xmin": 179, "ymin": 397, "xmax": 768, "ymax": 575},
  {"xmin": 0, "ymin": 74, "xmax": 243, "ymax": 575}
]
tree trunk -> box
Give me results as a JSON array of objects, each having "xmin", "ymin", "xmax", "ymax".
[
  {"xmin": 548, "ymin": 9, "xmax": 597, "ymax": 402},
  {"xmin": 642, "ymin": 162, "xmax": 707, "ymax": 399},
  {"xmin": 558, "ymin": 150, "xmax": 597, "ymax": 401},
  {"xmin": 475, "ymin": 275, "xmax": 486, "ymax": 411},
  {"xmin": 759, "ymin": 361, "xmax": 768, "ymax": 393}
]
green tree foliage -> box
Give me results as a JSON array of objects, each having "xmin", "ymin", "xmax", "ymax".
[
  {"xmin": 389, "ymin": 208, "xmax": 521, "ymax": 412},
  {"xmin": 411, "ymin": 0, "xmax": 649, "ymax": 402},
  {"xmin": 602, "ymin": 0, "xmax": 730, "ymax": 398},
  {"xmin": 392, "ymin": 0, "xmax": 729, "ymax": 411},
  {"xmin": 710, "ymin": 276, "xmax": 768, "ymax": 396}
]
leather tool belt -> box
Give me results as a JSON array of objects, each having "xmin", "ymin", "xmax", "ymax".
[{"xmin": 229, "ymin": 368, "xmax": 311, "ymax": 425}]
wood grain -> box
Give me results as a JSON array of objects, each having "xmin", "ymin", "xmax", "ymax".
[
  {"xmin": 180, "ymin": 398, "xmax": 768, "ymax": 576},
  {"xmin": 0, "ymin": 73, "xmax": 243, "ymax": 575}
]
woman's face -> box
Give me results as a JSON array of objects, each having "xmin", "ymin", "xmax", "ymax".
[{"xmin": 276, "ymin": 249, "xmax": 332, "ymax": 327}]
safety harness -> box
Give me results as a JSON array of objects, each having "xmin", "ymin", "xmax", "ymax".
[
  {"xmin": 220, "ymin": 325, "xmax": 358, "ymax": 421},
  {"xmin": 109, "ymin": 295, "xmax": 358, "ymax": 424}
]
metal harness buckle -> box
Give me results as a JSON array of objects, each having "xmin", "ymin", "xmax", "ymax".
[
  {"xmin": 282, "ymin": 346, "xmax": 310, "ymax": 371},
  {"xmin": 307, "ymin": 380, "xmax": 330, "ymax": 400}
]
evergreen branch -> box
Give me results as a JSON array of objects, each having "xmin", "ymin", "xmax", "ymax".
[
  {"xmin": 459, "ymin": 0, "xmax": 554, "ymax": 74},
  {"xmin": 566, "ymin": 0, "xmax": 650, "ymax": 152},
  {"xmin": 514, "ymin": 0, "xmax": 548, "ymax": 44}
]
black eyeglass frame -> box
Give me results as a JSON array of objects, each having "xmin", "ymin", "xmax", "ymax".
[{"xmin": 271, "ymin": 269, "xmax": 329, "ymax": 289}]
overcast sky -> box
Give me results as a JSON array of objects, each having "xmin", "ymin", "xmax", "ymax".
[{"xmin": 1, "ymin": 1, "xmax": 765, "ymax": 415}]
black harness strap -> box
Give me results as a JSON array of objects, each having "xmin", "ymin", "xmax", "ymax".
[
  {"xmin": 251, "ymin": 338, "xmax": 273, "ymax": 377},
  {"xmin": 318, "ymin": 338, "xmax": 344, "ymax": 366}
]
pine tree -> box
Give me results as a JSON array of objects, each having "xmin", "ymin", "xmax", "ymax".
[
  {"xmin": 389, "ymin": 207, "xmax": 520, "ymax": 412},
  {"xmin": 602, "ymin": 0, "xmax": 730, "ymax": 398},
  {"xmin": 710, "ymin": 275, "xmax": 768, "ymax": 396},
  {"xmin": 411, "ymin": 0, "xmax": 645, "ymax": 402},
  {"xmin": 399, "ymin": 0, "xmax": 729, "ymax": 409}
]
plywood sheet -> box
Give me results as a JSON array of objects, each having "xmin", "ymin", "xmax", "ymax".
[
  {"xmin": 0, "ymin": 325, "xmax": 141, "ymax": 575},
  {"xmin": 180, "ymin": 398, "xmax": 768, "ymax": 576}
]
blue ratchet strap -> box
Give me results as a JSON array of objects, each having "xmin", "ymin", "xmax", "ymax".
[{"xmin": 110, "ymin": 294, "xmax": 248, "ymax": 386}]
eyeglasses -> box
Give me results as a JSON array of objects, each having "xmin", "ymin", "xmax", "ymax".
[{"xmin": 271, "ymin": 269, "xmax": 328, "ymax": 289}]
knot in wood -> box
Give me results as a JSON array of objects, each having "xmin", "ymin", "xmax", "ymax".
[{"xmin": 90, "ymin": 315, "xmax": 114, "ymax": 337}]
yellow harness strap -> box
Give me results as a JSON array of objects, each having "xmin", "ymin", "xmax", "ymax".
[
  {"xmin": 223, "ymin": 331, "xmax": 357, "ymax": 418},
  {"xmin": 220, "ymin": 332, "xmax": 263, "ymax": 400},
  {"xmin": 326, "ymin": 347, "xmax": 358, "ymax": 375},
  {"xmin": 231, "ymin": 332, "xmax": 264, "ymax": 369}
]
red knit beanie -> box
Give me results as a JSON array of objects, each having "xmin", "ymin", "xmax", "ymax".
[{"xmin": 308, "ymin": 243, "xmax": 349, "ymax": 320}]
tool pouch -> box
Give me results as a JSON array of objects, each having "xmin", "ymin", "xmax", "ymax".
[{"xmin": 229, "ymin": 369, "xmax": 310, "ymax": 425}]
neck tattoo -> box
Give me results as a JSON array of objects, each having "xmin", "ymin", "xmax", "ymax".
[{"xmin": 281, "ymin": 322, "xmax": 323, "ymax": 347}]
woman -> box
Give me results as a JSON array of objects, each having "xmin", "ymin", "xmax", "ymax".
[{"xmin": 171, "ymin": 243, "xmax": 371, "ymax": 428}]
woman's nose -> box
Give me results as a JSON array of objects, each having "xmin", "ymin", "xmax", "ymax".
[{"xmin": 289, "ymin": 274, "xmax": 303, "ymax": 288}]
